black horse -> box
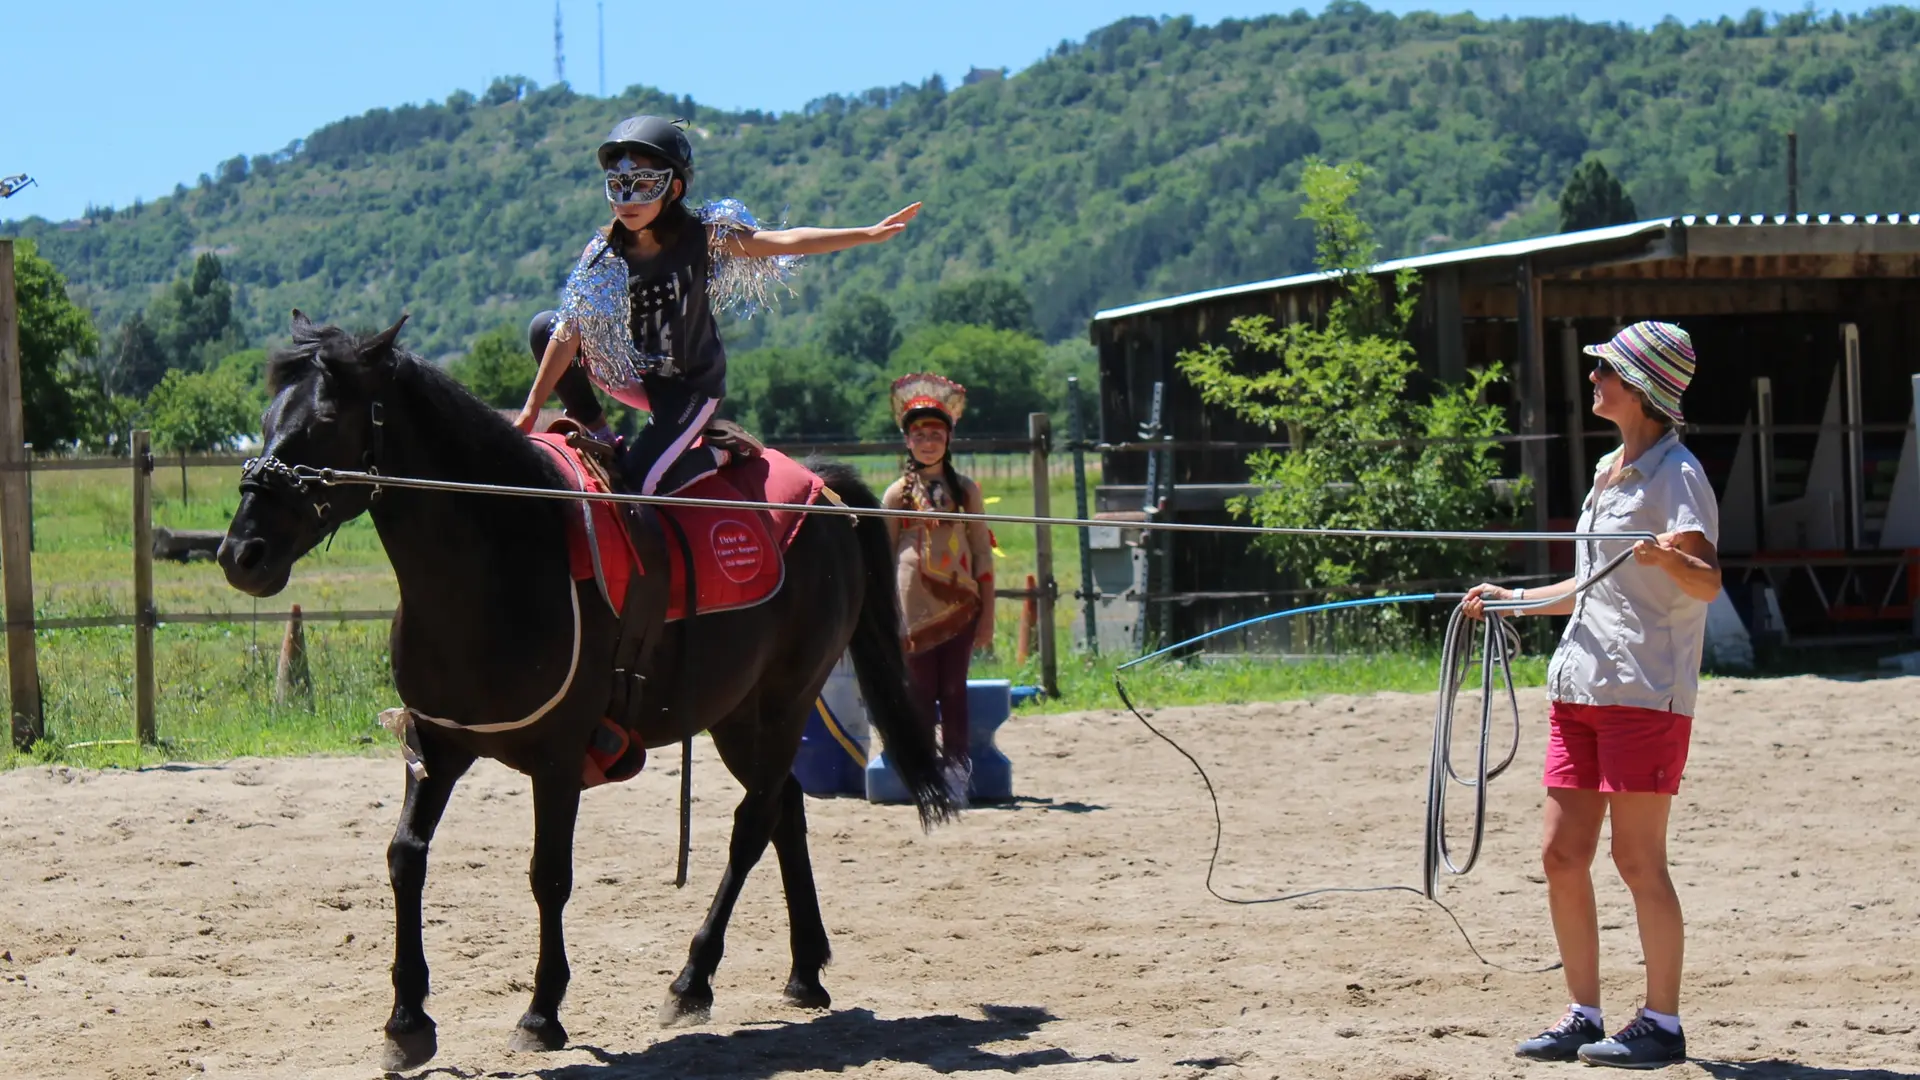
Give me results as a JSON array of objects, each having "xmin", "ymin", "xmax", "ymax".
[{"xmin": 218, "ymin": 313, "xmax": 952, "ymax": 1070}]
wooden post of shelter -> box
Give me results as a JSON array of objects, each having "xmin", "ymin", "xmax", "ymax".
[
  {"xmin": 1028, "ymin": 412, "xmax": 1058, "ymax": 699},
  {"xmin": 132, "ymin": 429, "xmax": 157, "ymax": 745},
  {"xmin": 1560, "ymin": 321, "xmax": 1588, "ymax": 523},
  {"xmin": 1067, "ymin": 376, "xmax": 1097, "ymax": 654},
  {"xmin": 1515, "ymin": 258, "xmax": 1551, "ymax": 580},
  {"xmin": 0, "ymin": 239, "xmax": 44, "ymax": 750}
]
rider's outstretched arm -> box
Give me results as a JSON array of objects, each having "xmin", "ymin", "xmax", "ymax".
[{"xmin": 726, "ymin": 203, "xmax": 922, "ymax": 258}]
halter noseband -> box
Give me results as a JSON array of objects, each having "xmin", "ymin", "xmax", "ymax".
[{"xmin": 238, "ymin": 395, "xmax": 389, "ymax": 528}]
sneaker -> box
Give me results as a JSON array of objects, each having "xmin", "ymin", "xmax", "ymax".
[
  {"xmin": 1577, "ymin": 1011, "xmax": 1686, "ymax": 1069},
  {"xmin": 941, "ymin": 761, "xmax": 971, "ymax": 809},
  {"xmin": 1515, "ymin": 1008, "xmax": 1605, "ymax": 1062}
]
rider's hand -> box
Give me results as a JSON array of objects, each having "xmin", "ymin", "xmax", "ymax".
[
  {"xmin": 973, "ymin": 618, "xmax": 995, "ymax": 651},
  {"xmin": 868, "ymin": 203, "xmax": 921, "ymax": 242},
  {"xmin": 513, "ymin": 406, "xmax": 539, "ymax": 434},
  {"xmin": 1461, "ymin": 583, "xmax": 1510, "ymax": 621}
]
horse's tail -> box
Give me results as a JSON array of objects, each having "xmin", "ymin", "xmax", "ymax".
[{"xmin": 809, "ymin": 459, "xmax": 955, "ymax": 828}]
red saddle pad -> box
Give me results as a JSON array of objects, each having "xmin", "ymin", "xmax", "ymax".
[{"xmin": 531, "ymin": 436, "xmax": 821, "ymax": 622}]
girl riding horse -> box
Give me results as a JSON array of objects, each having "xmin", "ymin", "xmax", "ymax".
[{"xmin": 516, "ymin": 114, "xmax": 920, "ymax": 494}]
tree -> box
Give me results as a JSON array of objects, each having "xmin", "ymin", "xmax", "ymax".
[
  {"xmin": 10, "ymin": 240, "xmax": 105, "ymax": 449},
  {"xmin": 869, "ymin": 324, "xmax": 1048, "ymax": 438},
  {"xmin": 446, "ymin": 325, "xmax": 529, "ymax": 408},
  {"xmin": 145, "ymin": 369, "xmax": 256, "ymax": 453},
  {"xmin": 1558, "ymin": 158, "xmax": 1639, "ymax": 233},
  {"xmin": 727, "ymin": 347, "xmax": 866, "ymax": 440},
  {"xmin": 1176, "ymin": 159, "xmax": 1522, "ymax": 591},
  {"xmin": 110, "ymin": 311, "xmax": 169, "ymax": 398},
  {"xmin": 147, "ymin": 252, "xmax": 245, "ymax": 372},
  {"xmin": 818, "ymin": 293, "xmax": 898, "ymax": 367},
  {"xmin": 927, "ymin": 275, "xmax": 1040, "ymax": 338}
]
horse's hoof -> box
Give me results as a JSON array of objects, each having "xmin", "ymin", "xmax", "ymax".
[
  {"xmin": 381, "ymin": 1026, "xmax": 438, "ymax": 1071},
  {"xmin": 782, "ymin": 977, "xmax": 832, "ymax": 1010},
  {"xmin": 659, "ymin": 989, "xmax": 714, "ymax": 1027},
  {"xmin": 508, "ymin": 1012, "xmax": 569, "ymax": 1053}
]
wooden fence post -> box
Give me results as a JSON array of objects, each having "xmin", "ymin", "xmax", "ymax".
[
  {"xmin": 1028, "ymin": 413, "xmax": 1058, "ymax": 699},
  {"xmin": 0, "ymin": 240, "xmax": 44, "ymax": 750},
  {"xmin": 132, "ymin": 430, "xmax": 156, "ymax": 745}
]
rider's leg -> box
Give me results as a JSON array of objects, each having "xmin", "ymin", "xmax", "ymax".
[
  {"xmin": 526, "ymin": 311, "xmax": 610, "ymax": 435},
  {"xmin": 619, "ymin": 379, "xmax": 723, "ymax": 496}
]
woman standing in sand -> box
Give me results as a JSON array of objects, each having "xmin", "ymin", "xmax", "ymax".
[{"xmin": 1465, "ymin": 321, "xmax": 1721, "ymax": 1070}]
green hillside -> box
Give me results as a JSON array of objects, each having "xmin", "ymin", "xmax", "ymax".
[{"xmin": 9, "ymin": 5, "xmax": 1920, "ymax": 361}]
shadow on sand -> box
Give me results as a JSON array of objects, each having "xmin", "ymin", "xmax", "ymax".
[
  {"xmin": 1696, "ymin": 1059, "xmax": 1920, "ymax": 1080},
  {"xmin": 525, "ymin": 1004, "xmax": 1132, "ymax": 1079}
]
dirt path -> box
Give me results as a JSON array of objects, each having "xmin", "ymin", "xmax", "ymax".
[{"xmin": 2, "ymin": 675, "xmax": 1916, "ymax": 1079}]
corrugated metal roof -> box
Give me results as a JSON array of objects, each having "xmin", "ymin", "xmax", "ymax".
[{"xmin": 1091, "ymin": 212, "xmax": 1920, "ymax": 324}]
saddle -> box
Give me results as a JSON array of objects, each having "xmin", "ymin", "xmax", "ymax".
[{"xmin": 529, "ymin": 424, "xmax": 825, "ymax": 787}]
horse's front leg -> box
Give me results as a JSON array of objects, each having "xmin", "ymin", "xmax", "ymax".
[
  {"xmin": 509, "ymin": 768, "xmax": 583, "ymax": 1053},
  {"xmin": 382, "ymin": 734, "xmax": 476, "ymax": 1071}
]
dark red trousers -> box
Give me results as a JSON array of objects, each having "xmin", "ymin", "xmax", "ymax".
[{"xmin": 908, "ymin": 619, "xmax": 976, "ymax": 766}]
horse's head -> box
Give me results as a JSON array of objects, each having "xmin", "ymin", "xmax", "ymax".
[{"xmin": 219, "ymin": 310, "xmax": 408, "ymax": 596}]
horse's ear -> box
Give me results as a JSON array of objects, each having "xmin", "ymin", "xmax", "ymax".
[
  {"xmin": 360, "ymin": 313, "xmax": 410, "ymax": 360},
  {"xmin": 291, "ymin": 309, "xmax": 312, "ymax": 333}
]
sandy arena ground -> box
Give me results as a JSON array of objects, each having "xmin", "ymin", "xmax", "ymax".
[{"xmin": 2, "ymin": 675, "xmax": 1917, "ymax": 1079}]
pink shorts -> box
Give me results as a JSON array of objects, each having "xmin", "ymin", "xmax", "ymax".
[{"xmin": 1544, "ymin": 701, "xmax": 1692, "ymax": 795}]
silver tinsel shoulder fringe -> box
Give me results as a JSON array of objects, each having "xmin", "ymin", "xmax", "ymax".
[
  {"xmin": 699, "ymin": 198, "xmax": 803, "ymax": 319},
  {"xmin": 556, "ymin": 233, "xmax": 654, "ymax": 387},
  {"xmin": 554, "ymin": 200, "xmax": 801, "ymax": 391}
]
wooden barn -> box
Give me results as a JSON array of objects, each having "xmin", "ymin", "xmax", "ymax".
[{"xmin": 1085, "ymin": 213, "xmax": 1920, "ymax": 653}]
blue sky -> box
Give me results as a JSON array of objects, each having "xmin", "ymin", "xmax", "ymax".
[{"xmin": 0, "ymin": 0, "xmax": 1889, "ymax": 222}]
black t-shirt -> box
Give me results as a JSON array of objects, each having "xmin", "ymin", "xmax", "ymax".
[{"xmin": 616, "ymin": 219, "xmax": 726, "ymax": 399}]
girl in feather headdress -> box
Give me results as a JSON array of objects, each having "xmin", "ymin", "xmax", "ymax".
[
  {"xmin": 881, "ymin": 373, "xmax": 995, "ymax": 805},
  {"xmin": 517, "ymin": 115, "xmax": 919, "ymax": 495}
]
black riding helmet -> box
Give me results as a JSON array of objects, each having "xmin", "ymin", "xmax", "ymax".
[{"xmin": 597, "ymin": 115, "xmax": 694, "ymax": 194}]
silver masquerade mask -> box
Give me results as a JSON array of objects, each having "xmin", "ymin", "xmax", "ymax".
[{"xmin": 604, "ymin": 157, "xmax": 674, "ymax": 206}]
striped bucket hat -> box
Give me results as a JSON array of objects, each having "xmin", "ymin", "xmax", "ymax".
[{"xmin": 1583, "ymin": 321, "xmax": 1695, "ymax": 424}]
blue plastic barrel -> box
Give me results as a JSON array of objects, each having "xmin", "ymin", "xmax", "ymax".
[
  {"xmin": 964, "ymin": 679, "xmax": 1013, "ymax": 802},
  {"xmin": 792, "ymin": 654, "xmax": 870, "ymax": 796},
  {"xmin": 865, "ymin": 678, "xmax": 1014, "ymax": 804}
]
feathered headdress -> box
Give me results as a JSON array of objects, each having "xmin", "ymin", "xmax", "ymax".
[{"xmin": 890, "ymin": 373, "xmax": 967, "ymax": 431}]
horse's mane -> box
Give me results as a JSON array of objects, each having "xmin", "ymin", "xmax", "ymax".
[{"xmin": 269, "ymin": 319, "xmax": 563, "ymax": 491}]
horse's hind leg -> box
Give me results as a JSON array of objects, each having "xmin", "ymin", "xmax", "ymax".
[
  {"xmin": 382, "ymin": 737, "xmax": 476, "ymax": 1071},
  {"xmin": 769, "ymin": 773, "xmax": 833, "ymax": 1009},
  {"xmin": 662, "ymin": 714, "xmax": 790, "ymax": 1025},
  {"xmin": 509, "ymin": 769, "xmax": 584, "ymax": 1053}
]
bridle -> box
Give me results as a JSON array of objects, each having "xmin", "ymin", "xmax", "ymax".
[{"xmin": 239, "ymin": 396, "xmax": 387, "ymax": 533}]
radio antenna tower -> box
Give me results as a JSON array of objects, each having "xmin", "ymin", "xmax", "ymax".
[
  {"xmin": 597, "ymin": 1, "xmax": 605, "ymax": 96},
  {"xmin": 553, "ymin": 1, "xmax": 565, "ymax": 86}
]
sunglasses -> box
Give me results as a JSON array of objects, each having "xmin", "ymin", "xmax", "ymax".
[{"xmin": 605, "ymin": 167, "xmax": 674, "ymax": 206}]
